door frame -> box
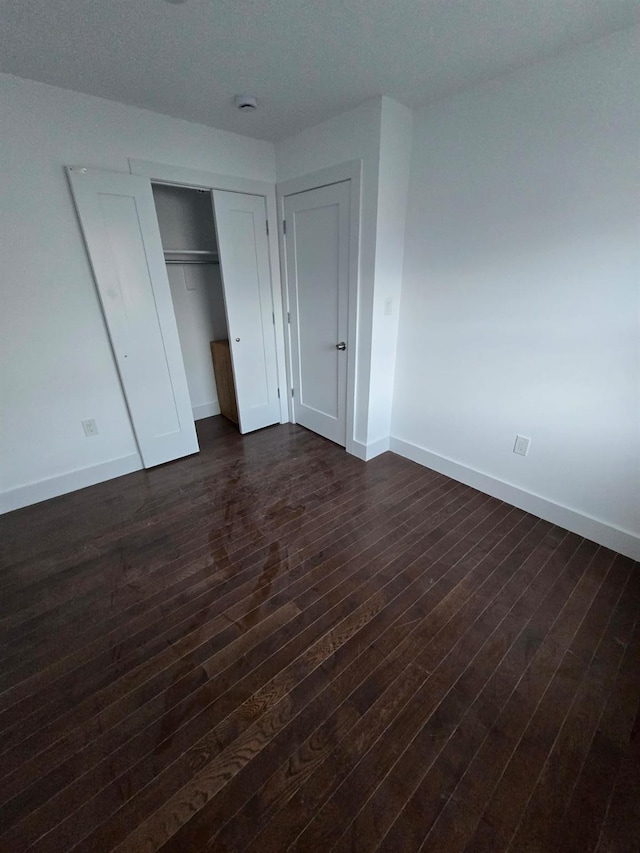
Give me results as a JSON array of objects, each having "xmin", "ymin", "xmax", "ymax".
[
  {"xmin": 276, "ymin": 160, "xmax": 362, "ymax": 458},
  {"xmin": 129, "ymin": 158, "xmax": 289, "ymax": 425}
]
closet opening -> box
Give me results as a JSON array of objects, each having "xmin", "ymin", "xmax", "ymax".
[{"xmin": 151, "ymin": 183, "xmax": 239, "ymax": 432}]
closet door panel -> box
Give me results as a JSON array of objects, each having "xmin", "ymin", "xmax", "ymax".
[
  {"xmin": 212, "ymin": 190, "xmax": 280, "ymax": 434},
  {"xmin": 67, "ymin": 167, "xmax": 199, "ymax": 467}
]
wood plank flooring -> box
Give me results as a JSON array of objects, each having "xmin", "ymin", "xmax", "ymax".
[{"xmin": 0, "ymin": 416, "xmax": 638, "ymax": 852}]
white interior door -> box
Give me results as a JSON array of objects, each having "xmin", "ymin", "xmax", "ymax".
[
  {"xmin": 284, "ymin": 181, "xmax": 351, "ymax": 446},
  {"xmin": 212, "ymin": 190, "xmax": 281, "ymax": 434},
  {"xmin": 67, "ymin": 167, "xmax": 199, "ymax": 467}
]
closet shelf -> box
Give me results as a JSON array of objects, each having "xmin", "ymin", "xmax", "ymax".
[
  {"xmin": 164, "ymin": 249, "xmax": 217, "ymax": 255},
  {"xmin": 163, "ymin": 249, "xmax": 219, "ymax": 265}
]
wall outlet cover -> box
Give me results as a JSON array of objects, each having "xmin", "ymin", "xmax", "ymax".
[
  {"xmin": 82, "ymin": 419, "xmax": 99, "ymax": 437},
  {"xmin": 513, "ymin": 434, "xmax": 530, "ymax": 456}
]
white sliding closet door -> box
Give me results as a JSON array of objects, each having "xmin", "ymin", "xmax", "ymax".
[
  {"xmin": 212, "ymin": 190, "xmax": 281, "ymax": 434},
  {"xmin": 67, "ymin": 167, "xmax": 199, "ymax": 467}
]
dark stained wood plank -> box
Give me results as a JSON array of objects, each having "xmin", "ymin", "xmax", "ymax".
[
  {"xmin": 0, "ymin": 462, "xmax": 443, "ymax": 799},
  {"xmin": 0, "ymin": 476, "xmax": 470, "ymax": 836},
  {"xmin": 418, "ymin": 545, "xmax": 624, "ymax": 852},
  {"xmin": 35, "ymin": 483, "xmax": 481, "ymax": 852},
  {"xmin": 0, "ymin": 423, "xmax": 318, "ymax": 599},
  {"xmin": 0, "ymin": 454, "xmax": 422, "ymax": 718},
  {"xmin": 594, "ymin": 701, "xmax": 640, "ymax": 853},
  {"xmin": 0, "ymin": 417, "xmax": 636, "ymax": 853},
  {"xmin": 504, "ymin": 555, "xmax": 640, "ymax": 852},
  {"xmin": 0, "ymin": 421, "xmax": 313, "ymax": 581},
  {"xmin": 331, "ymin": 536, "xmax": 600, "ymax": 853},
  {"xmin": 378, "ymin": 536, "xmax": 602, "ymax": 852},
  {"xmin": 154, "ymin": 496, "xmax": 517, "ymax": 852},
  {"xmin": 238, "ymin": 517, "xmax": 555, "ymax": 853},
  {"xmin": 284, "ymin": 526, "xmax": 577, "ymax": 853},
  {"xmin": 461, "ymin": 552, "xmax": 635, "ymax": 852},
  {"xmin": 551, "ymin": 615, "xmax": 640, "ymax": 853},
  {"xmin": 0, "ymin": 425, "xmax": 392, "ymax": 657},
  {"xmin": 0, "ymin": 429, "xmax": 378, "ymax": 648}
]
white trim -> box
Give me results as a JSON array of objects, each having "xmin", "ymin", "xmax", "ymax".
[
  {"xmin": 351, "ymin": 436, "xmax": 390, "ymax": 462},
  {"xmin": 129, "ymin": 158, "xmax": 289, "ymax": 426},
  {"xmin": 276, "ymin": 159, "xmax": 362, "ymax": 457},
  {"xmin": 276, "ymin": 160, "xmax": 363, "ymax": 198},
  {"xmin": 390, "ymin": 437, "xmax": 640, "ymax": 561},
  {"xmin": 364, "ymin": 436, "xmax": 390, "ymax": 460},
  {"xmin": 128, "ymin": 159, "xmax": 273, "ymax": 197},
  {"xmin": 263, "ymin": 184, "xmax": 289, "ymax": 425},
  {"xmin": 351, "ymin": 441, "xmax": 368, "ymax": 461},
  {"xmin": 0, "ymin": 454, "xmax": 143, "ymax": 515},
  {"xmin": 192, "ymin": 401, "xmax": 221, "ymax": 421}
]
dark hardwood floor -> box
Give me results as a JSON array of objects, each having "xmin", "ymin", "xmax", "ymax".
[{"xmin": 0, "ymin": 416, "xmax": 638, "ymax": 852}]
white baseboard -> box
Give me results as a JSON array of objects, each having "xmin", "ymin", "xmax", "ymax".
[
  {"xmin": 350, "ymin": 441, "xmax": 367, "ymax": 461},
  {"xmin": 192, "ymin": 401, "xmax": 221, "ymax": 421},
  {"xmin": 390, "ymin": 437, "xmax": 640, "ymax": 562},
  {"xmin": 364, "ymin": 435, "xmax": 390, "ymax": 460},
  {"xmin": 350, "ymin": 436, "xmax": 390, "ymax": 462},
  {"xmin": 0, "ymin": 454, "xmax": 143, "ymax": 515}
]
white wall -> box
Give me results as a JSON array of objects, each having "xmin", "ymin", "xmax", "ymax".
[
  {"xmin": 152, "ymin": 183, "xmax": 218, "ymax": 252},
  {"xmin": 392, "ymin": 29, "xmax": 640, "ymax": 557},
  {"xmin": 276, "ymin": 96, "xmax": 413, "ymax": 457},
  {"xmin": 166, "ymin": 266, "xmax": 227, "ymax": 420},
  {"xmin": 0, "ymin": 73, "xmax": 274, "ymax": 512}
]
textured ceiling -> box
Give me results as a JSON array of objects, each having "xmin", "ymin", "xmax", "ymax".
[{"xmin": 1, "ymin": 0, "xmax": 638, "ymax": 140}]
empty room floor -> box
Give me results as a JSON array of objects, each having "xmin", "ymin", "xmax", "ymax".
[{"xmin": 0, "ymin": 417, "xmax": 638, "ymax": 852}]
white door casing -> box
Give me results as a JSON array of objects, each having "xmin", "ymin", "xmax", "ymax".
[
  {"xmin": 284, "ymin": 181, "xmax": 351, "ymax": 446},
  {"xmin": 67, "ymin": 167, "xmax": 199, "ymax": 468},
  {"xmin": 211, "ymin": 190, "xmax": 281, "ymax": 434}
]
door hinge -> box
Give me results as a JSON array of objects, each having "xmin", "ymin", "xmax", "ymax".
[
  {"xmin": 266, "ymin": 220, "xmax": 269, "ymax": 236},
  {"xmin": 291, "ymin": 388, "xmax": 294, "ymax": 398},
  {"xmin": 277, "ymin": 388, "xmax": 280, "ymax": 398},
  {"xmin": 283, "ymin": 220, "xmax": 287, "ymax": 235},
  {"xmin": 272, "ymin": 311, "xmax": 275, "ymax": 324},
  {"xmin": 287, "ymin": 311, "xmax": 291, "ymax": 324}
]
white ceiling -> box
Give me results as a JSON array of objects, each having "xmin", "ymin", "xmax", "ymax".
[{"xmin": 1, "ymin": 0, "xmax": 638, "ymax": 140}]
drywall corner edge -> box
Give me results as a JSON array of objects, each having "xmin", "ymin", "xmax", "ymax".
[
  {"xmin": 0, "ymin": 454, "xmax": 143, "ymax": 515},
  {"xmin": 390, "ymin": 437, "xmax": 640, "ymax": 561}
]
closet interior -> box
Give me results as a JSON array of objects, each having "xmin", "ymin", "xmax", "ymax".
[{"xmin": 151, "ymin": 183, "xmax": 238, "ymax": 426}]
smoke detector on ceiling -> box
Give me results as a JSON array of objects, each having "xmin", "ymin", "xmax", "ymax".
[{"xmin": 234, "ymin": 94, "xmax": 258, "ymax": 112}]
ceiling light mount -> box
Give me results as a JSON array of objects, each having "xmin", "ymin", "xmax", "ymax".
[{"xmin": 234, "ymin": 94, "xmax": 258, "ymax": 112}]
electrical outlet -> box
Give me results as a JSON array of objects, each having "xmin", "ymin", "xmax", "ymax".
[
  {"xmin": 513, "ymin": 434, "xmax": 530, "ymax": 457},
  {"xmin": 82, "ymin": 419, "xmax": 99, "ymax": 437}
]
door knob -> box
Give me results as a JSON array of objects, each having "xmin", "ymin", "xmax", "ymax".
[
  {"xmin": 336, "ymin": 342, "xmax": 346, "ymax": 351},
  {"xmin": 235, "ymin": 337, "xmax": 240, "ymax": 342}
]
